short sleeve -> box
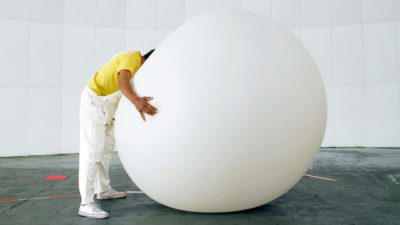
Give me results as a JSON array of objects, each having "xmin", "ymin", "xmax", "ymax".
[{"xmin": 117, "ymin": 53, "xmax": 140, "ymax": 77}]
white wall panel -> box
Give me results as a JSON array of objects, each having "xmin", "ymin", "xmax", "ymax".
[
  {"xmin": 61, "ymin": 89, "xmax": 81, "ymax": 153},
  {"xmin": 126, "ymin": 0, "xmax": 156, "ymax": 28},
  {"xmin": 301, "ymin": 0, "xmax": 331, "ymax": 28},
  {"xmin": 126, "ymin": 29, "xmax": 158, "ymax": 53},
  {"xmin": 64, "ymin": 0, "xmax": 96, "ymax": 26},
  {"xmin": 366, "ymin": 84, "xmax": 400, "ymax": 147},
  {"xmin": 334, "ymin": 86, "xmax": 366, "ymax": 146},
  {"xmin": 95, "ymin": 27, "xmax": 126, "ymax": 69},
  {"xmin": 62, "ymin": 25, "xmax": 95, "ymax": 89},
  {"xmin": 396, "ymin": 22, "xmax": 400, "ymax": 82},
  {"xmin": 0, "ymin": 0, "xmax": 31, "ymax": 20},
  {"xmin": 242, "ymin": 0, "xmax": 272, "ymax": 17},
  {"xmin": 301, "ymin": 28, "xmax": 333, "ymax": 86},
  {"xmin": 364, "ymin": 22, "xmax": 397, "ymax": 85},
  {"xmin": 0, "ymin": 88, "xmax": 28, "ymax": 156},
  {"xmin": 321, "ymin": 87, "xmax": 336, "ymax": 146},
  {"xmin": 185, "ymin": 0, "xmax": 214, "ymax": 19},
  {"xmin": 214, "ymin": 0, "xmax": 242, "ymax": 9},
  {"xmin": 156, "ymin": 29, "xmax": 173, "ymax": 45},
  {"xmin": 332, "ymin": 0, "xmax": 362, "ymax": 25},
  {"xmin": 332, "ymin": 25, "xmax": 364, "ymax": 86},
  {"xmin": 29, "ymin": 22, "xmax": 63, "ymax": 88},
  {"xmin": 157, "ymin": 0, "xmax": 185, "ymax": 29},
  {"xmin": 31, "ymin": 0, "xmax": 64, "ymax": 23},
  {"xmin": 96, "ymin": 0, "xmax": 126, "ymax": 27},
  {"xmin": 395, "ymin": 0, "xmax": 400, "ymax": 20},
  {"xmin": 27, "ymin": 89, "xmax": 61, "ymax": 155},
  {"xmin": 0, "ymin": 19, "xmax": 29, "ymax": 87},
  {"xmin": 363, "ymin": 0, "xmax": 395, "ymax": 23},
  {"xmin": 271, "ymin": 0, "xmax": 301, "ymax": 29}
]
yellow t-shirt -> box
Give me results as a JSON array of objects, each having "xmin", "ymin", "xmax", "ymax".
[{"xmin": 88, "ymin": 51, "xmax": 142, "ymax": 96}]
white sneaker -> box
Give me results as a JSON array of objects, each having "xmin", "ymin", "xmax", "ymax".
[
  {"xmin": 78, "ymin": 203, "xmax": 109, "ymax": 219},
  {"xmin": 96, "ymin": 189, "xmax": 127, "ymax": 200}
]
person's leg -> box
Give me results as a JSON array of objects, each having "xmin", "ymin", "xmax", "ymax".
[
  {"xmin": 78, "ymin": 88, "xmax": 109, "ymax": 218},
  {"xmin": 95, "ymin": 117, "xmax": 127, "ymax": 199},
  {"xmin": 79, "ymin": 119, "xmax": 106, "ymax": 205},
  {"xmin": 94, "ymin": 119, "xmax": 115, "ymax": 194},
  {"xmin": 94, "ymin": 91, "xmax": 126, "ymax": 199}
]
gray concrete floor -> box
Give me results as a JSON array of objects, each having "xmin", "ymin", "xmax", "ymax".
[{"xmin": 0, "ymin": 148, "xmax": 399, "ymax": 225}]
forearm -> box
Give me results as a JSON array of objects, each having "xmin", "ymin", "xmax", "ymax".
[
  {"xmin": 117, "ymin": 70, "xmax": 157, "ymax": 120},
  {"xmin": 118, "ymin": 80, "xmax": 139, "ymax": 105}
]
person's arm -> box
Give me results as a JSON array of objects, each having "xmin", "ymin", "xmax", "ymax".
[{"xmin": 118, "ymin": 70, "xmax": 157, "ymax": 121}]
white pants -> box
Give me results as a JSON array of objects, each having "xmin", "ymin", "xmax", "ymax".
[{"xmin": 79, "ymin": 87, "xmax": 122, "ymax": 205}]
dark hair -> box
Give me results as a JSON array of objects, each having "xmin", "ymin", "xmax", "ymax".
[{"xmin": 143, "ymin": 49, "xmax": 155, "ymax": 60}]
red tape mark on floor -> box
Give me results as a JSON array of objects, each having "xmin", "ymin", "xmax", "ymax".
[
  {"xmin": 0, "ymin": 199, "xmax": 18, "ymax": 203},
  {"xmin": 304, "ymin": 173, "xmax": 336, "ymax": 182},
  {"xmin": 45, "ymin": 175, "xmax": 68, "ymax": 181}
]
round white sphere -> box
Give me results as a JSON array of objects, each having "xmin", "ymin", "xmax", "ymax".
[{"xmin": 115, "ymin": 10, "xmax": 327, "ymax": 213}]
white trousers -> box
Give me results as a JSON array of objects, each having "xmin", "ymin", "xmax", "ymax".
[{"xmin": 79, "ymin": 87, "xmax": 122, "ymax": 205}]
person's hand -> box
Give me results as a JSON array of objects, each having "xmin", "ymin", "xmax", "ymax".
[{"xmin": 133, "ymin": 96, "xmax": 157, "ymax": 121}]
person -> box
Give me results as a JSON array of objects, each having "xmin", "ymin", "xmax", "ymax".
[{"xmin": 78, "ymin": 50, "xmax": 157, "ymax": 219}]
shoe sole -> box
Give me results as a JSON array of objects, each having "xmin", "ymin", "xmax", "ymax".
[
  {"xmin": 78, "ymin": 211, "xmax": 109, "ymax": 219},
  {"xmin": 96, "ymin": 194, "xmax": 127, "ymax": 200}
]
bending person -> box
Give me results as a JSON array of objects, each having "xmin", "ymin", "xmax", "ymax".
[{"xmin": 78, "ymin": 50, "xmax": 157, "ymax": 219}]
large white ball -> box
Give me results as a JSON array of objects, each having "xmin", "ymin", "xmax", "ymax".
[{"xmin": 115, "ymin": 10, "xmax": 327, "ymax": 213}]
